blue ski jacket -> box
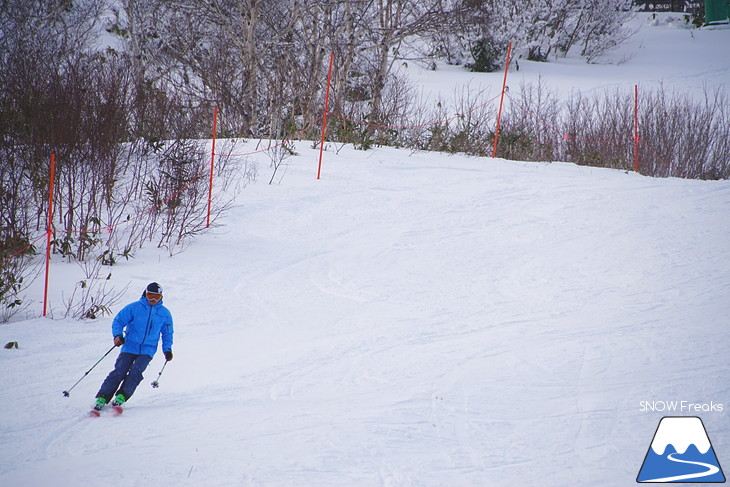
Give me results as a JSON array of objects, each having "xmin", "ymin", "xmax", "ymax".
[{"xmin": 112, "ymin": 296, "xmax": 174, "ymax": 358}]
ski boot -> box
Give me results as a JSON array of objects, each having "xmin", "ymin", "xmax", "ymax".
[
  {"xmin": 89, "ymin": 397, "xmax": 107, "ymax": 417},
  {"xmin": 111, "ymin": 394, "xmax": 126, "ymax": 415}
]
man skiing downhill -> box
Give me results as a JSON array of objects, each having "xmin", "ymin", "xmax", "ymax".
[{"xmin": 92, "ymin": 282, "xmax": 174, "ymax": 414}]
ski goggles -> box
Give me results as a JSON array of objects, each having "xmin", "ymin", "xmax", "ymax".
[{"xmin": 147, "ymin": 292, "xmax": 162, "ymax": 301}]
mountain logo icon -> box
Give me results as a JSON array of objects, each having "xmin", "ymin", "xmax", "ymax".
[{"xmin": 637, "ymin": 416, "xmax": 726, "ymax": 483}]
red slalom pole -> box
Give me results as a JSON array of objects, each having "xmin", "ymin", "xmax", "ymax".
[
  {"xmin": 43, "ymin": 153, "xmax": 56, "ymax": 317},
  {"xmin": 634, "ymin": 85, "xmax": 639, "ymax": 173},
  {"xmin": 317, "ymin": 53, "xmax": 334, "ymax": 180},
  {"xmin": 492, "ymin": 42, "xmax": 512, "ymax": 159},
  {"xmin": 206, "ymin": 106, "xmax": 218, "ymax": 228}
]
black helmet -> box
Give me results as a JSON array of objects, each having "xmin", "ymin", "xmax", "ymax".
[{"xmin": 146, "ymin": 282, "xmax": 163, "ymax": 295}]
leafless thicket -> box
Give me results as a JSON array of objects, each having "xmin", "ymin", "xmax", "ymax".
[
  {"xmin": 637, "ymin": 87, "xmax": 730, "ymax": 179},
  {"xmin": 0, "ymin": 0, "xmax": 251, "ymax": 320},
  {"xmin": 419, "ymin": 81, "xmax": 729, "ymax": 179}
]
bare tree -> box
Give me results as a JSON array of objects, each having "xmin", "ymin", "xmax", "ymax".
[{"xmin": 360, "ymin": 1, "xmax": 460, "ymax": 122}]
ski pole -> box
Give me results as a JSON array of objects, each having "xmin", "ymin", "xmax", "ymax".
[
  {"xmin": 151, "ymin": 360, "xmax": 169, "ymax": 388},
  {"xmin": 62, "ymin": 345, "xmax": 116, "ymax": 397}
]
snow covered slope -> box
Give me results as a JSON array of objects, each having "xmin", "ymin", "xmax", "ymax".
[{"xmin": 1, "ymin": 146, "xmax": 729, "ymax": 486}]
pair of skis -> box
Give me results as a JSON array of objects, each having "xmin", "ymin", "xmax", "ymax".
[{"xmin": 89, "ymin": 404, "xmax": 124, "ymax": 417}]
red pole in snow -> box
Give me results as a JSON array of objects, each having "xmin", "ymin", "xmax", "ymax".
[
  {"xmin": 206, "ymin": 106, "xmax": 218, "ymax": 228},
  {"xmin": 317, "ymin": 53, "xmax": 334, "ymax": 180},
  {"xmin": 492, "ymin": 42, "xmax": 512, "ymax": 159},
  {"xmin": 634, "ymin": 85, "xmax": 640, "ymax": 173},
  {"xmin": 43, "ymin": 153, "xmax": 56, "ymax": 317}
]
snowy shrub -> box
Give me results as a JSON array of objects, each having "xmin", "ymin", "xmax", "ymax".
[
  {"xmin": 445, "ymin": 0, "xmax": 636, "ymax": 65},
  {"xmin": 577, "ymin": 0, "xmax": 638, "ymax": 63},
  {"xmin": 465, "ymin": 37, "xmax": 504, "ymax": 73}
]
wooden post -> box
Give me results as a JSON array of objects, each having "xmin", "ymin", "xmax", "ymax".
[
  {"xmin": 492, "ymin": 42, "xmax": 512, "ymax": 159},
  {"xmin": 317, "ymin": 53, "xmax": 334, "ymax": 180}
]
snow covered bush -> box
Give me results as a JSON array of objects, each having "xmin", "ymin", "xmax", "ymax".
[
  {"xmin": 443, "ymin": 0, "xmax": 636, "ymax": 66},
  {"xmin": 576, "ymin": 0, "xmax": 638, "ymax": 63},
  {"xmin": 465, "ymin": 37, "xmax": 504, "ymax": 72}
]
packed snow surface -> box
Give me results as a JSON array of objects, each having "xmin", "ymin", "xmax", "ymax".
[{"xmin": 1, "ymin": 13, "xmax": 729, "ymax": 487}]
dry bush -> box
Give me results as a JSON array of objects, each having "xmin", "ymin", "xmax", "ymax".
[
  {"xmin": 61, "ymin": 259, "xmax": 129, "ymax": 320},
  {"xmin": 638, "ymin": 86, "xmax": 730, "ymax": 179},
  {"xmin": 562, "ymin": 89, "xmax": 635, "ymax": 171},
  {"xmin": 486, "ymin": 82, "xmax": 728, "ymax": 180},
  {"xmin": 498, "ymin": 80, "xmax": 561, "ymax": 162}
]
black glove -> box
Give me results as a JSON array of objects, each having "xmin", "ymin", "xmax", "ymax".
[
  {"xmin": 114, "ymin": 336, "xmax": 125, "ymax": 347},
  {"xmin": 164, "ymin": 350, "xmax": 173, "ymax": 361}
]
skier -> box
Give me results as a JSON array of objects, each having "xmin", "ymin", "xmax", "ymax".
[{"xmin": 92, "ymin": 282, "xmax": 174, "ymax": 414}]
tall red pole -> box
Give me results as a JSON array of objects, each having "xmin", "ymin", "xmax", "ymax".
[
  {"xmin": 317, "ymin": 53, "xmax": 335, "ymax": 180},
  {"xmin": 206, "ymin": 106, "xmax": 218, "ymax": 228},
  {"xmin": 634, "ymin": 85, "xmax": 639, "ymax": 173},
  {"xmin": 43, "ymin": 154, "xmax": 56, "ymax": 317},
  {"xmin": 492, "ymin": 42, "xmax": 512, "ymax": 159}
]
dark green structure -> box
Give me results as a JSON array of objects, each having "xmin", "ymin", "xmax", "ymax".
[{"xmin": 704, "ymin": 0, "xmax": 730, "ymax": 25}]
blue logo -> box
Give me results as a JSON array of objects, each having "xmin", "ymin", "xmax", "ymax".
[{"xmin": 637, "ymin": 416, "xmax": 725, "ymax": 483}]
